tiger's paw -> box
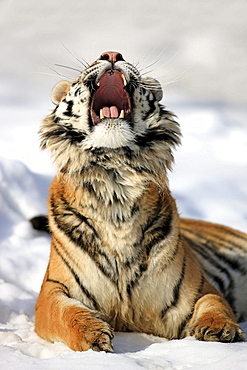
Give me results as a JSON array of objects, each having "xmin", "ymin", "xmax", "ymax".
[
  {"xmin": 69, "ymin": 323, "xmax": 114, "ymax": 352},
  {"xmin": 91, "ymin": 332, "xmax": 114, "ymax": 352},
  {"xmin": 63, "ymin": 308, "xmax": 114, "ymax": 352},
  {"xmin": 185, "ymin": 313, "xmax": 245, "ymax": 343}
]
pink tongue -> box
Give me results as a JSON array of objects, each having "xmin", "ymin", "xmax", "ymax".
[{"xmin": 102, "ymin": 106, "xmax": 119, "ymax": 118}]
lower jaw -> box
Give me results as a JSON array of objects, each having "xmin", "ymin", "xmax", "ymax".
[{"xmin": 85, "ymin": 118, "xmax": 136, "ymax": 150}]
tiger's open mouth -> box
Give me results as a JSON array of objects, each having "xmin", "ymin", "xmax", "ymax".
[{"xmin": 90, "ymin": 70, "xmax": 131, "ymax": 125}]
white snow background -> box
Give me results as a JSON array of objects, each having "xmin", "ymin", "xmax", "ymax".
[{"xmin": 0, "ymin": 0, "xmax": 247, "ymax": 369}]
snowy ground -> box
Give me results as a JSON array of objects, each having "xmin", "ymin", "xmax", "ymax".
[{"xmin": 0, "ymin": 0, "xmax": 247, "ymax": 369}]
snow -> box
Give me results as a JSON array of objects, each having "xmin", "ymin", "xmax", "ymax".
[{"xmin": 0, "ymin": 0, "xmax": 247, "ymax": 368}]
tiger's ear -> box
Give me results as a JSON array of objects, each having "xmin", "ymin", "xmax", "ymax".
[
  {"xmin": 51, "ymin": 80, "xmax": 72, "ymax": 105},
  {"xmin": 142, "ymin": 77, "xmax": 163, "ymax": 102}
]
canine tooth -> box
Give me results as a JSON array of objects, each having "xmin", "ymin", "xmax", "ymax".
[
  {"xmin": 119, "ymin": 110, "xmax": 125, "ymax": 118},
  {"xmin": 100, "ymin": 109, "xmax": 104, "ymax": 119},
  {"xmin": 121, "ymin": 74, "xmax": 127, "ymax": 86},
  {"xmin": 97, "ymin": 81, "xmax": 100, "ymax": 86}
]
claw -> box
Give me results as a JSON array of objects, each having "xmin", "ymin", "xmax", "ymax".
[{"xmin": 92, "ymin": 332, "xmax": 113, "ymax": 352}]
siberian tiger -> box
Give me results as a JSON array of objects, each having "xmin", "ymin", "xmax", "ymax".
[{"xmin": 35, "ymin": 51, "xmax": 247, "ymax": 352}]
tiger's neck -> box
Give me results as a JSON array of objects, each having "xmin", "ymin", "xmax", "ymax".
[{"xmin": 49, "ymin": 157, "xmax": 180, "ymax": 274}]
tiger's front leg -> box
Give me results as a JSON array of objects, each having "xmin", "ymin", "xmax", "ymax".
[
  {"xmin": 183, "ymin": 293, "xmax": 245, "ymax": 342},
  {"xmin": 35, "ymin": 271, "xmax": 114, "ymax": 352}
]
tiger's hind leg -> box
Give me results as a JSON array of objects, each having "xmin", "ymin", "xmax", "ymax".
[
  {"xmin": 183, "ymin": 293, "xmax": 245, "ymax": 342},
  {"xmin": 35, "ymin": 271, "xmax": 114, "ymax": 352}
]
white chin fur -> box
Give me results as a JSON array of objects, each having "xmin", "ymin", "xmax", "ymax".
[{"xmin": 84, "ymin": 119, "xmax": 135, "ymax": 149}]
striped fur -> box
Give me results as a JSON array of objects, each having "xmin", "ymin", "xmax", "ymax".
[{"xmin": 35, "ymin": 52, "xmax": 247, "ymax": 351}]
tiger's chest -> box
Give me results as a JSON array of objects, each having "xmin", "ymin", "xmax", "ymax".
[
  {"xmin": 74, "ymin": 238, "xmax": 170, "ymax": 331},
  {"xmin": 49, "ymin": 175, "xmax": 181, "ymax": 335},
  {"xmin": 59, "ymin": 213, "xmax": 179, "ymax": 330}
]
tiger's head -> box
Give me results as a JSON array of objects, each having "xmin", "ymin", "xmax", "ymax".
[{"xmin": 41, "ymin": 51, "xmax": 181, "ymax": 175}]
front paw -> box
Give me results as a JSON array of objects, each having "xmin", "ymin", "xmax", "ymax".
[
  {"xmin": 185, "ymin": 313, "xmax": 245, "ymax": 343},
  {"xmin": 91, "ymin": 331, "xmax": 114, "ymax": 352},
  {"xmin": 63, "ymin": 307, "xmax": 114, "ymax": 351}
]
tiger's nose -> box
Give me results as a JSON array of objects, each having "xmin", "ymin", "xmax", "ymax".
[{"xmin": 100, "ymin": 51, "xmax": 124, "ymax": 63}]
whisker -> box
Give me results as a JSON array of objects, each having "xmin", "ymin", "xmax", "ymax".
[
  {"xmin": 79, "ymin": 57, "xmax": 90, "ymax": 67},
  {"xmin": 138, "ymin": 42, "xmax": 170, "ymax": 73},
  {"xmin": 137, "ymin": 45, "xmax": 154, "ymax": 66},
  {"xmin": 38, "ymin": 46, "xmax": 80, "ymax": 81},
  {"xmin": 140, "ymin": 68, "xmax": 156, "ymax": 76},
  {"xmin": 61, "ymin": 42, "xmax": 89, "ymax": 69},
  {"xmin": 54, "ymin": 63, "xmax": 82, "ymax": 73},
  {"xmin": 39, "ymin": 46, "xmax": 54, "ymax": 66},
  {"xmin": 154, "ymin": 43, "xmax": 171, "ymax": 65},
  {"xmin": 148, "ymin": 48, "xmax": 182, "ymax": 76},
  {"xmin": 141, "ymin": 59, "xmax": 160, "ymax": 71},
  {"xmin": 139, "ymin": 83, "xmax": 161, "ymax": 90},
  {"xmin": 163, "ymin": 66, "xmax": 193, "ymax": 86},
  {"xmin": 133, "ymin": 61, "xmax": 141, "ymax": 69},
  {"xmin": 138, "ymin": 43, "xmax": 180, "ymax": 81},
  {"xmin": 48, "ymin": 65, "xmax": 74, "ymax": 80},
  {"xmin": 149, "ymin": 64, "xmax": 193, "ymax": 90},
  {"xmin": 32, "ymin": 71, "xmax": 73, "ymax": 80},
  {"xmin": 138, "ymin": 41, "xmax": 162, "ymax": 67}
]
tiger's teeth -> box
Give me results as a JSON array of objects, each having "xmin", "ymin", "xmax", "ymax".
[
  {"xmin": 97, "ymin": 81, "xmax": 100, "ymax": 87},
  {"xmin": 100, "ymin": 109, "xmax": 104, "ymax": 119},
  {"xmin": 119, "ymin": 110, "xmax": 125, "ymax": 118},
  {"xmin": 121, "ymin": 74, "xmax": 127, "ymax": 86}
]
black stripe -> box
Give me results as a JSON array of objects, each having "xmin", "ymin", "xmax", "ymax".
[
  {"xmin": 183, "ymin": 234, "xmax": 236, "ymax": 312},
  {"xmin": 136, "ymin": 126, "xmax": 179, "ymax": 148},
  {"xmin": 194, "ymin": 265, "xmax": 236, "ymax": 316},
  {"xmin": 126, "ymin": 261, "xmax": 148, "ymax": 297},
  {"xmin": 127, "ymin": 234, "xmax": 180, "ymax": 298},
  {"xmin": 50, "ymin": 195, "xmax": 117, "ymax": 282},
  {"xmin": 143, "ymin": 203, "xmax": 173, "ymax": 256},
  {"xmin": 53, "ymin": 116, "xmax": 61, "ymax": 124},
  {"xmin": 143, "ymin": 96, "xmax": 156, "ymax": 119},
  {"xmin": 65, "ymin": 127, "xmax": 86, "ymax": 143},
  {"xmin": 46, "ymin": 278, "xmax": 70, "ymax": 298},
  {"xmin": 74, "ymin": 87, "xmax": 82, "ymax": 96},
  {"xmin": 125, "ymin": 203, "xmax": 175, "ymax": 295},
  {"xmin": 206, "ymin": 224, "xmax": 247, "ymax": 247},
  {"xmin": 83, "ymin": 181, "xmax": 97, "ymax": 195},
  {"xmin": 42, "ymin": 122, "xmax": 86, "ymax": 145},
  {"xmin": 88, "ymin": 147, "xmax": 154, "ymax": 176},
  {"xmin": 182, "ymin": 227, "xmax": 247, "ymax": 273},
  {"xmin": 53, "ymin": 237, "xmax": 100, "ymax": 311},
  {"xmin": 60, "ymin": 195, "xmax": 99, "ymax": 237},
  {"xmin": 178, "ymin": 274, "xmax": 205, "ymax": 336},
  {"xmin": 185, "ymin": 236, "xmax": 228, "ymax": 293},
  {"xmin": 160, "ymin": 239, "xmax": 180, "ymax": 271},
  {"xmin": 161, "ymin": 252, "xmax": 186, "ymax": 318},
  {"xmin": 145, "ymin": 226, "xmax": 168, "ymax": 255},
  {"xmin": 183, "ymin": 234, "xmax": 231, "ymax": 287},
  {"xmin": 63, "ymin": 100, "xmax": 73, "ymax": 116},
  {"xmin": 131, "ymin": 202, "xmax": 139, "ymax": 217},
  {"xmin": 50, "ymin": 194, "xmax": 99, "ymax": 238}
]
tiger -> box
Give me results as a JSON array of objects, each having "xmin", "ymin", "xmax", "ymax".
[{"xmin": 35, "ymin": 51, "xmax": 247, "ymax": 352}]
